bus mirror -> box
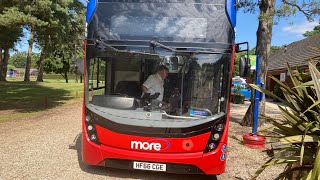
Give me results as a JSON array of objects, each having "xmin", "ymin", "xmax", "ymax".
[
  {"xmin": 235, "ymin": 44, "xmax": 240, "ymax": 53},
  {"xmin": 239, "ymin": 56, "xmax": 251, "ymax": 77},
  {"xmin": 170, "ymin": 56, "xmax": 179, "ymax": 70}
]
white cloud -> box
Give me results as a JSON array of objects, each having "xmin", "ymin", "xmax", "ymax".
[{"xmin": 282, "ymin": 21, "xmax": 318, "ymax": 35}]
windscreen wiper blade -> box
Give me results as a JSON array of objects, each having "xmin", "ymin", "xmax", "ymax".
[
  {"xmin": 95, "ymin": 39, "xmax": 158, "ymax": 56},
  {"xmin": 150, "ymin": 40, "xmax": 177, "ymax": 52},
  {"xmin": 150, "ymin": 40, "xmax": 228, "ymax": 55}
]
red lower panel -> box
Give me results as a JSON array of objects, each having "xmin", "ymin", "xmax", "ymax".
[
  {"xmin": 100, "ymin": 144, "xmax": 203, "ymax": 165},
  {"xmin": 82, "ymin": 132, "xmax": 104, "ymax": 165},
  {"xmin": 82, "ymin": 133, "xmax": 227, "ymax": 174},
  {"xmin": 199, "ymin": 143, "xmax": 227, "ymax": 174},
  {"xmin": 96, "ymin": 126, "xmax": 210, "ymax": 153}
]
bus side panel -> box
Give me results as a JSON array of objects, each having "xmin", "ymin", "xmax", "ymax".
[{"xmin": 199, "ymin": 143, "xmax": 227, "ymax": 174}]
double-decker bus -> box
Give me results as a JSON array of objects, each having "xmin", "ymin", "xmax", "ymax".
[{"xmin": 82, "ymin": 0, "xmax": 239, "ymax": 176}]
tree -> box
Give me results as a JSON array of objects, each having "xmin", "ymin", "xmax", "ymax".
[
  {"xmin": 0, "ymin": 0, "xmax": 48, "ymax": 82},
  {"xmin": 0, "ymin": 26, "xmax": 23, "ymax": 81},
  {"xmin": 238, "ymin": 0, "xmax": 320, "ymax": 126},
  {"xmin": 0, "ymin": 0, "xmax": 85, "ymax": 82},
  {"xmin": 270, "ymin": 45, "xmax": 283, "ymax": 54},
  {"xmin": 0, "ymin": 1, "xmax": 23, "ymax": 81},
  {"xmin": 8, "ymin": 52, "xmax": 28, "ymax": 68},
  {"xmin": 303, "ymin": 23, "xmax": 320, "ymax": 37},
  {"xmin": 35, "ymin": 0, "xmax": 85, "ymax": 82}
]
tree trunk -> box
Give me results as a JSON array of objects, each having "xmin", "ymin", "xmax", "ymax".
[
  {"xmin": 241, "ymin": 0, "xmax": 275, "ymax": 126},
  {"xmin": 24, "ymin": 29, "xmax": 35, "ymax": 82},
  {"xmin": 65, "ymin": 71, "xmax": 68, "ymax": 83},
  {"xmin": 0, "ymin": 48, "xmax": 10, "ymax": 81},
  {"xmin": 0, "ymin": 47, "xmax": 2, "ymax": 66},
  {"xmin": 37, "ymin": 36, "xmax": 49, "ymax": 82}
]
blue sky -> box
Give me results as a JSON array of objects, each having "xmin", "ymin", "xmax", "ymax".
[
  {"xmin": 236, "ymin": 10, "xmax": 319, "ymax": 48},
  {"xmin": 16, "ymin": 2, "xmax": 319, "ymax": 53}
]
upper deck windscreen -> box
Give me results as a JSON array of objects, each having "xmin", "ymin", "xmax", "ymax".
[{"xmin": 87, "ymin": 0, "xmax": 233, "ymax": 43}]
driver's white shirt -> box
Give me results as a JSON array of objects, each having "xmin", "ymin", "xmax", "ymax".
[{"xmin": 142, "ymin": 73, "xmax": 164, "ymax": 101}]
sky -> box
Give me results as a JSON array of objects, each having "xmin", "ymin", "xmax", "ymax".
[
  {"xmin": 15, "ymin": 2, "xmax": 319, "ymax": 53},
  {"xmin": 236, "ymin": 9, "xmax": 319, "ymax": 48}
]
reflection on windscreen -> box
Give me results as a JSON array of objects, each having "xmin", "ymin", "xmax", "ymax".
[
  {"xmin": 86, "ymin": 51, "xmax": 230, "ymax": 122},
  {"xmin": 87, "ymin": 1, "xmax": 232, "ymax": 43},
  {"xmin": 111, "ymin": 16, "xmax": 207, "ymax": 38}
]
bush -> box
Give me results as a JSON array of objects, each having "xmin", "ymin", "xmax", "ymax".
[
  {"xmin": 250, "ymin": 62, "xmax": 320, "ymax": 179},
  {"xmin": 272, "ymin": 83, "xmax": 285, "ymax": 101}
]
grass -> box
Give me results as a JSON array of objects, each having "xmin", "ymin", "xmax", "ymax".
[{"xmin": 0, "ymin": 77, "xmax": 84, "ymax": 122}]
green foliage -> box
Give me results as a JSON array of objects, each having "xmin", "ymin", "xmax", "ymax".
[
  {"xmin": 233, "ymin": 85, "xmax": 244, "ymax": 96},
  {"xmin": 270, "ymin": 45, "xmax": 285, "ymax": 54},
  {"xmin": 303, "ymin": 24, "xmax": 320, "ymax": 37},
  {"xmin": 273, "ymin": 83, "xmax": 285, "ymax": 101},
  {"xmin": 250, "ymin": 61, "xmax": 320, "ymax": 180},
  {"xmin": 238, "ymin": 0, "xmax": 320, "ymax": 21},
  {"xmin": 9, "ymin": 51, "xmax": 39, "ymax": 68},
  {"xmin": 234, "ymin": 53, "xmax": 241, "ymax": 76},
  {"xmin": 0, "ymin": 0, "xmax": 85, "ymax": 82},
  {"xmin": 7, "ymin": 64, "xmax": 15, "ymax": 70}
]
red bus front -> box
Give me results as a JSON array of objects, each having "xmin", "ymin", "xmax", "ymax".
[{"xmin": 82, "ymin": 0, "xmax": 236, "ymax": 175}]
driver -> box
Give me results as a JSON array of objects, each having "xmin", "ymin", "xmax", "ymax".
[{"xmin": 141, "ymin": 65, "xmax": 169, "ymax": 102}]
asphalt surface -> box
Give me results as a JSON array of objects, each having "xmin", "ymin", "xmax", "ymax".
[{"xmin": 0, "ymin": 102, "xmax": 217, "ymax": 180}]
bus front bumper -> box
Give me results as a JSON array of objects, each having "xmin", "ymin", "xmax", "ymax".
[{"xmin": 82, "ymin": 135, "xmax": 227, "ymax": 175}]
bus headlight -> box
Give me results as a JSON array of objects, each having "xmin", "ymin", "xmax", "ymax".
[
  {"xmin": 85, "ymin": 115, "xmax": 92, "ymax": 122},
  {"xmin": 84, "ymin": 110, "xmax": 100, "ymax": 145},
  {"xmin": 212, "ymin": 133, "xmax": 221, "ymax": 140},
  {"xmin": 205, "ymin": 119, "xmax": 226, "ymax": 153},
  {"xmin": 87, "ymin": 125, "xmax": 93, "ymax": 131},
  {"xmin": 207, "ymin": 143, "xmax": 216, "ymax": 151},
  {"xmin": 215, "ymin": 124, "xmax": 224, "ymax": 131},
  {"xmin": 90, "ymin": 134, "xmax": 97, "ymax": 140}
]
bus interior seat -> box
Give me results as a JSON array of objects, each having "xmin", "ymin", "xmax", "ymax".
[{"xmin": 115, "ymin": 81, "xmax": 141, "ymax": 98}]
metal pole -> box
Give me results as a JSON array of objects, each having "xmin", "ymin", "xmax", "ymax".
[
  {"xmin": 75, "ymin": 43, "xmax": 78, "ymax": 83},
  {"xmin": 252, "ymin": 55, "xmax": 260, "ymax": 135}
]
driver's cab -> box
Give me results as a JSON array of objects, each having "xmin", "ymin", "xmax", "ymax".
[
  {"xmin": 86, "ymin": 49, "xmax": 230, "ymax": 120},
  {"xmin": 87, "ymin": 54, "xmax": 187, "ymax": 114}
]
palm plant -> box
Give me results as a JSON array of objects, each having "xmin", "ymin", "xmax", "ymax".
[{"xmin": 250, "ymin": 61, "xmax": 320, "ymax": 180}]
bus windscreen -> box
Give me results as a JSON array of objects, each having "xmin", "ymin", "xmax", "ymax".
[{"xmin": 110, "ymin": 16, "xmax": 208, "ymax": 39}]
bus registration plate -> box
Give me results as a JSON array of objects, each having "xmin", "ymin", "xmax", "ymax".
[{"xmin": 133, "ymin": 161, "xmax": 166, "ymax": 172}]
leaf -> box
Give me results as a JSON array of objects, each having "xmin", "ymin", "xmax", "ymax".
[
  {"xmin": 295, "ymin": 80, "xmax": 316, "ymax": 88},
  {"xmin": 249, "ymin": 84, "xmax": 292, "ymax": 108},
  {"xmin": 301, "ymin": 169, "xmax": 313, "ymax": 180},
  {"xmin": 303, "ymin": 100, "xmax": 320, "ymax": 114},
  {"xmin": 271, "ymin": 76, "xmax": 301, "ymax": 99},
  {"xmin": 278, "ymin": 106, "xmax": 307, "ymax": 132},
  {"xmin": 300, "ymin": 122, "xmax": 316, "ymax": 166},
  {"xmin": 309, "ymin": 63, "xmax": 320, "ymax": 98},
  {"xmin": 280, "ymin": 135, "xmax": 320, "ymax": 144},
  {"xmin": 271, "ymin": 120, "xmax": 302, "ymax": 136},
  {"xmin": 287, "ymin": 63, "xmax": 303, "ymax": 97},
  {"xmin": 311, "ymin": 146, "xmax": 320, "ymax": 180}
]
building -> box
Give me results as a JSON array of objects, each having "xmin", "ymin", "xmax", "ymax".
[
  {"xmin": 266, "ymin": 34, "xmax": 320, "ymax": 92},
  {"xmin": 6, "ymin": 68, "xmax": 39, "ymax": 78}
]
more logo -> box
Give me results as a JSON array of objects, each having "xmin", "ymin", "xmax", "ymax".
[{"xmin": 130, "ymin": 139, "xmax": 170, "ymax": 151}]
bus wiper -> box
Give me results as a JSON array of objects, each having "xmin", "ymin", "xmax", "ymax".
[
  {"xmin": 95, "ymin": 39, "xmax": 123, "ymax": 52},
  {"xmin": 150, "ymin": 40, "xmax": 177, "ymax": 53},
  {"xmin": 95, "ymin": 39, "xmax": 158, "ymax": 56},
  {"xmin": 150, "ymin": 40, "xmax": 227, "ymax": 55}
]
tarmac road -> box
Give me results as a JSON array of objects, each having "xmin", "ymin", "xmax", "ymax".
[{"xmin": 0, "ymin": 102, "xmax": 217, "ymax": 180}]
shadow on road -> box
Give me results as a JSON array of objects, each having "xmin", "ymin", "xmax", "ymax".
[
  {"xmin": 0, "ymin": 81, "xmax": 73, "ymax": 113},
  {"xmin": 70, "ymin": 133, "xmax": 218, "ymax": 180}
]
